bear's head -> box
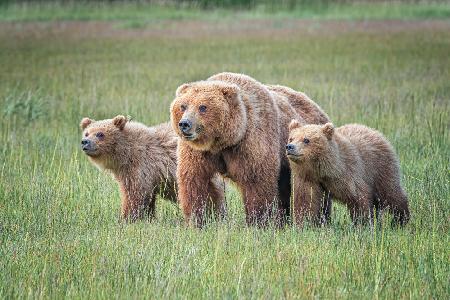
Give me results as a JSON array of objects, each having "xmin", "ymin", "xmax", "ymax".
[
  {"xmin": 286, "ymin": 120, "xmax": 335, "ymax": 163},
  {"xmin": 170, "ymin": 80, "xmax": 247, "ymax": 152},
  {"xmin": 79, "ymin": 115, "xmax": 128, "ymax": 166}
]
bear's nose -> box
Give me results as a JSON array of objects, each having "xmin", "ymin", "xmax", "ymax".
[
  {"xmin": 286, "ymin": 144, "xmax": 295, "ymax": 152},
  {"xmin": 178, "ymin": 119, "xmax": 192, "ymax": 133},
  {"xmin": 81, "ymin": 139, "xmax": 89, "ymax": 146}
]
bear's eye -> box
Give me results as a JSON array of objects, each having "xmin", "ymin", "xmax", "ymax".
[
  {"xmin": 303, "ymin": 138, "xmax": 310, "ymax": 144},
  {"xmin": 180, "ymin": 104, "xmax": 187, "ymax": 112},
  {"xmin": 96, "ymin": 132, "xmax": 105, "ymax": 139},
  {"xmin": 85, "ymin": 132, "xmax": 89, "ymax": 137},
  {"xmin": 199, "ymin": 105, "xmax": 207, "ymax": 113}
]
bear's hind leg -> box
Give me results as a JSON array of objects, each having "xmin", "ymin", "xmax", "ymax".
[
  {"xmin": 376, "ymin": 183, "xmax": 410, "ymax": 227},
  {"xmin": 390, "ymin": 194, "xmax": 410, "ymax": 227},
  {"xmin": 348, "ymin": 191, "xmax": 373, "ymax": 227},
  {"xmin": 385, "ymin": 191, "xmax": 410, "ymax": 227}
]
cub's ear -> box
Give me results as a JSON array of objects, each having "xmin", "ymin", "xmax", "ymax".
[
  {"xmin": 176, "ymin": 83, "xmax": 191, "ymax": 97},
  {"xmin": 289, "ymin": 119, "xmax": 301, "ymax": 131},
  {"xmin": 113, "ymin": 115, "xmax": 128, "ymax": 130},
  {"xmin": 322, "ymin": 123, "xmax": 334, "ymax": 140},
  {"xmin": 220, "ymin": 84, "xmax": 240, "ymax": 103},
  {"xmin": 80, "ymin": 117, "xmax": 93, "ymax": 130}
]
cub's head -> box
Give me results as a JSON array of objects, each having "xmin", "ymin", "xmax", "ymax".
[
  {"xmin": 79, "ymin": 115, "xmax": 128, "ymax": 161},
  {"xmin": 170, "ymin": 81, "xmax": 246, "ymax": 152},
  {"xmin": 286, "ymin": 120, "xmax": 334, "ymax": 164}
]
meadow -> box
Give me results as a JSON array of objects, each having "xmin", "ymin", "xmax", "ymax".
[{"xmin": 0, "ymin": 2, "xmax": 449, "ymax": 299}]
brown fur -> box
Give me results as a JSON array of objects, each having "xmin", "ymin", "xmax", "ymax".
[
  {"xmin": 170, "ymin": 72, "xmax": 329, "ymax": 227},
  {"xmin": 266, "ymin": 84, "xmax": 332, "ymax": 222},
  {"xmin": 266, "ymin": 85, "xmax": 329, "ymax": 125},
  {"xmin": 287, "ymin": 121, "xmax": 410, "ymax": 227},
  {"xmin": 80, "ymin": 115, "xmax": 210, "ymax": 222}
]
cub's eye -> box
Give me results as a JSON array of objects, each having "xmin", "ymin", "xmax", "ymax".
[
  {"xmin": 180, "ymin": 104, "xmax": 187, "ymax": 112},
  {"xmin": 303, "ymin": 138, "xmax": 310, "ymax": 144},
  {"xmin": 96, "ymin": 132, "xmax": 105, "ymax": 139},
  {"xmin": 199, "ymin": 105, "xmax": 207, "ymax": 113},
  {"xmin": 85, "ymin": 132, "xmax": 89, "ymax": 137}
]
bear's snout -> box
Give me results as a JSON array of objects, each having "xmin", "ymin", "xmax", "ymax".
[
  {"xmin": 178, "ymin": 119, "xmax": 192, "ymax": 134},
  {"xmin": 286, "ymin": 144, "xmax": 301, "ymax": 160},
  {"xmin": 286, "ymin": 143, "xmax": 296, "ymax": 153},
  {"xmin": 81, "ymin": 138, "xmax": 93, "ymax": 151}
]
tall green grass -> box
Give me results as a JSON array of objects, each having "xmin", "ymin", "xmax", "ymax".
[{"xmin": 0, "ymin": 21, "xmax": 449, "ymax": 298}]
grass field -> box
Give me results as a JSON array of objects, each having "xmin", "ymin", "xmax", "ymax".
[{"xmin": 1, "ymin": 3, "xmax": 449, "ymax": 299}]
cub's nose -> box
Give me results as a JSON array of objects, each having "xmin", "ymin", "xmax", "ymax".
[
  {"xmin": 81, "ymin": 139, "xmax": 91, "ymax": 150},
  {"xmin": 286, "ymin": 144, "xmax": 296, "ymax": 152},
  {"xmin": 178, "ymin": 119, "xmax": 192, "ymax": 133}
]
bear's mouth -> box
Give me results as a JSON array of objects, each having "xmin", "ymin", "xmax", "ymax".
[
  {"xmin": 182, "ymin": 132, "xmax": 197, "ymax": 141},
  {"xmin": 82, "ymin": 146, "xmax": 99, "ymax": 157},
  {"xmin": 287, "ymin": 153, "xmax": 302, "ymax": 161}
]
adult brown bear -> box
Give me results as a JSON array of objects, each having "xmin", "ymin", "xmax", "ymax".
[{"xmin": 170, "ymin": 72, "xmax": 329, "ymax": 227}]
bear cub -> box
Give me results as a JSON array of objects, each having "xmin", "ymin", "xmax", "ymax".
[
  {"xmin": 80, "ymin": 115, "xmax": 178, "ymax": 222},
  {"xmin": 286, "ymin": 120, "xmax": 410, "ymax": 226}
]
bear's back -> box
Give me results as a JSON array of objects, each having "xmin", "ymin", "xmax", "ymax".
[
  {"xmin": 337, "ymin": 124, "xmax": 392, "ymax": 152},
  {"xmin": 151, "ymin": 122, "xmax": 178, "ymax": 162},
  {"xmin": 336, "ymin": 124, "xmax": 399, "ymax": 180},
  {"xmin": 122, "ymin": 121, "xmax": 178, "ymax": 197},
  {"xmin": 207, "ymin": 72, "xmax": 276, "ymax": 114},
  {"xmin": 121, "ymin": 121, "xmax": 178, "ymax": 170},
  {"xmin": 126, "ymin": 121, "xmax": 176, "ymax": 146},
  {"xmin": 266, "ymin": 85, "xmax": 330, "ymax": 125}
]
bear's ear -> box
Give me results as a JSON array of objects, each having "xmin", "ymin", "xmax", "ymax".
[
  {"xmin": 113, "ymin": 115, "xmax": 128, "ymax": 130},
  {"xmin": 80, "ymin": 117, "xmax": 93, "ymax": 130},
  {"xmin": 289, "ymin": 119, "xmax": 301, "ymax": 131},
  {"xmin": 322, "ymin": 123, "xmax": 334, "ymax": 140},
  {"xmin": 176, "ymin": 83, "xmax": 191, "ymax": 97},
  {"xmin": 220, "ymin": 84, "xmax": 240, "ymax": 103}
]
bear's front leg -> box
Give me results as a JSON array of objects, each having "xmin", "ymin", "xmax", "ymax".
[
  {"xmin": 119, "ymin": 184, "xmax": 155, "ymax": 222},
  {"xmin": 241, "ymin": 180, "xmax": 279, "ymax": 227},
  {"xmin": 231, "ymin": 140, "xmax": 282, "ymax": 227},
  {"xmin": 292, "ymin": 178, "xmax": 328, "ymax": 227},
  {"xmin": 117, "ymin": 173, "xmax": 158, "ymax": 222},
  {"xmin": 177, "ymin": 144, "xmax": 222, "ymax": 228},
  {"xmin": 208, "ymin": 176, "xmax": 227, "ymax": 221}
]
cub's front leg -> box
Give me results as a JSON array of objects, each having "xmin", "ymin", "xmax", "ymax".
[
  {"xmin": 119, "ymin": 182, "xmax": 155, "ymax": 222},
  {"xmin": 292, "ymin": 177, "xmax": 329, "ymax": 227}
]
